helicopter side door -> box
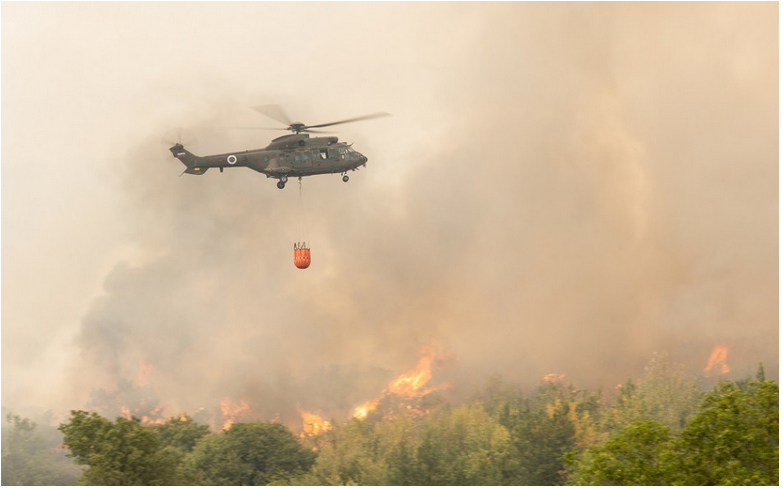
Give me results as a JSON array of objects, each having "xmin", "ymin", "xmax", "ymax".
[{"xmin": 292, "ymin": 150, "xmax": 313, "ymax": 172}]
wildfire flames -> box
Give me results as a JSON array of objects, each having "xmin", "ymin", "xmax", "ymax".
[
  {"xmin": 95, "ymin": 342, "xmax": 747, "ymax": 439},
  {"xmin": 111, "ymin": 355, "xmax": 255, "ymax": 432},
  {"xmin": 119, "ymin": 403, "xmax": 165, "ymax": 424},
  {"xmin": 141, "ymin": 405, "xmax": 164, "ymax": 424},
  {"xmin": 352, "ymin": 346, "xmax": 448, "ymax": 420},
  {"xmin": 298, "ymin": 407, "xmax": 332, "ymax": 437},
  {"xmin": 111, "ymin": 358, "xmax": 167, "ymax": 424},
  {"xmin": 105, "ymin": 347, "xmax": 451, "ymax": 433},
  {"xmin": 220, "ymin": 398, "xmax": 250, "ymax": 431},
  {"xmin": 704, "ymin": 344, "xmax": 730, "ymax": 375},
  {"xmin": 352, "ymin": 399, "xmax": 380, "ymax": 421}
]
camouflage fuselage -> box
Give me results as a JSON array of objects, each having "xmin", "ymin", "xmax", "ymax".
[{"xmin": 169, "ymin": 133, "xmax": 368, "ymax": 178}]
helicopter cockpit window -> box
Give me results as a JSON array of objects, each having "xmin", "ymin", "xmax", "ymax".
[
  {"xmin": 327, "ymin": 148, "xmax": 338, "ymax": 159},
  {"xmin": 319, "ymin": 149, "xmax": 328, "ymax": 160}
]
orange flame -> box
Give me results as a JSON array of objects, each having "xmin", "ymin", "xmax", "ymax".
[
  {"xmin": 352, "ymin": 399, "xmax": 381, "ymax": 420},
  {"xmin": 140, "ymin": 404, "xmax": 165, "ymax": 424},
  {"xmin": 220, "ymin": 398, "xmax": 250, "ymax": 430},
  {"xmin": 140, "ymin": 415, "xmax": 165, "ymax": 425},
  {"xmin": 298, "ymin": 407, "xmax": 332, "ymax": 437},
  {"xmin": 704, "ymin": 345, "xmax": 730, "ymax": 374},
  {"xmin": 352, "ymin": 346, "xmax": 447, "ymax": 420},
  {"xmin": 119, "ymin": 403, "xmax": 166, "ymax": 424},
  {"xmin": 388, "ymin": 348, "xmax": 435, "ymax": 397}
]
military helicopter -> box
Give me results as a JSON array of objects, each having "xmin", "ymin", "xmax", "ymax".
[{"xmin": 166, "ymin": 105, "xmax": 389, "ymax": 189}]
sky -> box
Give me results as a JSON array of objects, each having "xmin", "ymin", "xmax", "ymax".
[{"xmin": 1, "ymin": 2, "xmax": 778, "ymax": 428}]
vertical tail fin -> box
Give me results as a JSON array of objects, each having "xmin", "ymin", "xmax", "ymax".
[{"xmin": 169, "ymin": 144, "xmax": 208, "ymax": 175}]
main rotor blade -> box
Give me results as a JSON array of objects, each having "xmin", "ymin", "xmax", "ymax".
[
  {"xmin": 220, "ymin": 126, "xmax": 289, "ymax": 131},
  {"xmin": 219, "ymin": 125, "xmax": 332, "ymax": 134},
  {"xmin": 252, "ymin": 104, "xmax": 293, "ymax": 126},
  {"xmin": 305, "ymin": 112, "xmax": 391, "ymax": 130}
]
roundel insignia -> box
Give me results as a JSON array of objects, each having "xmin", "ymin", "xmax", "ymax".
[{"xmin": 227, "ymin": 154, "xmax": 237, "ymax": 165}]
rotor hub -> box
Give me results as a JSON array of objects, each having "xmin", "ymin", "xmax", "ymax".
[{"xmin": 288, "ymin": 123, "xmax": 307, "ymax": 134}]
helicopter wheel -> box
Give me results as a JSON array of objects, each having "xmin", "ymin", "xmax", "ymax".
[
  {"xmin": 281, "ymin": 176, "xmax": 288, "ymax": 183},
  {"xmin": 277, "ymin": 180, "xmax": 286, "ymax": 189},
  {"xmin": 342, "ymin": 174, "xmax": 349, "ymax": 183}
]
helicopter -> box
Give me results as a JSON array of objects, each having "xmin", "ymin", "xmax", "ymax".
[{"xmin": 166, "ymin": 105, "xmax": 389, "ymax": 189}]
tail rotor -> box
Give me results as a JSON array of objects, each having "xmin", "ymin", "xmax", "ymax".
[{"xmin": 160, "ymin": 127, "xmax": 199, "ymax": 161}]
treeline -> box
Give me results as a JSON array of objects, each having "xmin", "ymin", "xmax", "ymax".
[{"xmin": 2, "ymin": 357, "xmax": 778, "ymax": 485}]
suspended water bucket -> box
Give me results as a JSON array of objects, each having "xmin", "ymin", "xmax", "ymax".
[{"xmin": 293, "ymin": 242, "xmax": 311, "ymax": 269}]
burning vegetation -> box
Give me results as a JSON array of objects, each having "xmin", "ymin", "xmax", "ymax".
[
  {"xmin": 83, "ymin": 344, "xmax": 742, "ymax": 440},
  {"xmin": 81, "ymin": 345, "xmax": 452, "ymax": 437},
  {"xmin": 351, "ymin": 346, "xmax": 450, "ymax": 421},
  {"xmin": 704, "ymin": 344, "xmax": 730, "ymax": 375},
  {"xmin": 40, "ymin": 350, "xmax": 776, "ymax": 487},
  {"xmin": 298, "ymin": 407, "xmax": 332, "ymax": 438},
  {"xmin": 219, "ymin": 398, "xmax": 251, "ymax": 431}
]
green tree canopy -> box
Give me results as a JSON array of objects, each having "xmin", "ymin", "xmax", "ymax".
[
  {"xmin": 568, "ymin": 376, "xmax": 779, "ymax": 486},
  {"xmin": 414, "ymin": 402, "xmax": 513, "ymax": 485},
  {"xmin": 296, "ymin": 417, "xmax": 391, "ymax": 486},
  {"xmin": 676, "ymin": 379, "xmax": 779, "ymax": 485},
  {"xmin": 183, "ymin": 421, "xmax": 316, "ymax": 486},
  {"xmin": 58, "ymin": 410, "xmax": 179, "ymax": 485},
  {"xmin": 566, "ymin": 420, "xmax": 677, "ymax": 485},
  {"xmin": 149, "ymin": 414, "xmax": 210, "ymax": 453}
]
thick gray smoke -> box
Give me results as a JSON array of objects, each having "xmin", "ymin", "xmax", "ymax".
[{"xmin": 3, "ymin": 3, "xmax": 777, "ymax": 429}]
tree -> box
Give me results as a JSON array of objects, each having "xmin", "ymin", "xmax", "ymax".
[
  {"xmin": 675, "ymin": 379, "xmax": 778, "ymax": 485},
  {"xmin": 59, "ymin": 410, "xmax": 179, "ymax": 485},
  {"xmin": 2, "ymin": 414, "xmax": 80, "ymax": 485},
  {"xmin": 414, "ymin": 402, "xmax": 512, "ymax": 485},
  {"xmin": 149, "ymin": 415, "xmax": 210, "ymax": 452},
  {"xmin": 507, "ymin": 396, "xmax": 576, "ymax": 485},
  {"xmin": 568, "ymin": 377, "xmax": 779, "ymax": 486},
  {"xmin": 294, "ymin": 417, "xmax": 390, "ymax": 486},
  {"xmin": 566, "ymin": 420, "xmax": 677, "ymax": 485},
  {"xmin": 183, "ymin": 421, "xmax": 316, "ymax": 486},
  {"xmin": 603, "ymin": 353, "xmax": 703, "ymax": 433}
]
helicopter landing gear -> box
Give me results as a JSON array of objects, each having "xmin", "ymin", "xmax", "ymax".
[
  {"xmin": 342, "ymin": 174, "xmax": 349, "ymax": 183},
  {"xmin": 277, "ymin": 180, "xmax": 286, "ymax": 189}
]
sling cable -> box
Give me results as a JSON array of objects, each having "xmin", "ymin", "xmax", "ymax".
[{"xmin": 293, "ymin": 178, "xmax": 311, "ymax": 269}]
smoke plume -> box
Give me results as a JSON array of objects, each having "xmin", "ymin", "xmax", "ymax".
[{"xmin": 2, "ymin": 3, "xmax": 777, "ymax": 429}]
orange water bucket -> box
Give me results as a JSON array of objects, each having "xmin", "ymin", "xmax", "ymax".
[{"xmin": 294, "ymin": 244, "xmax": 311, "ymax": 269}]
